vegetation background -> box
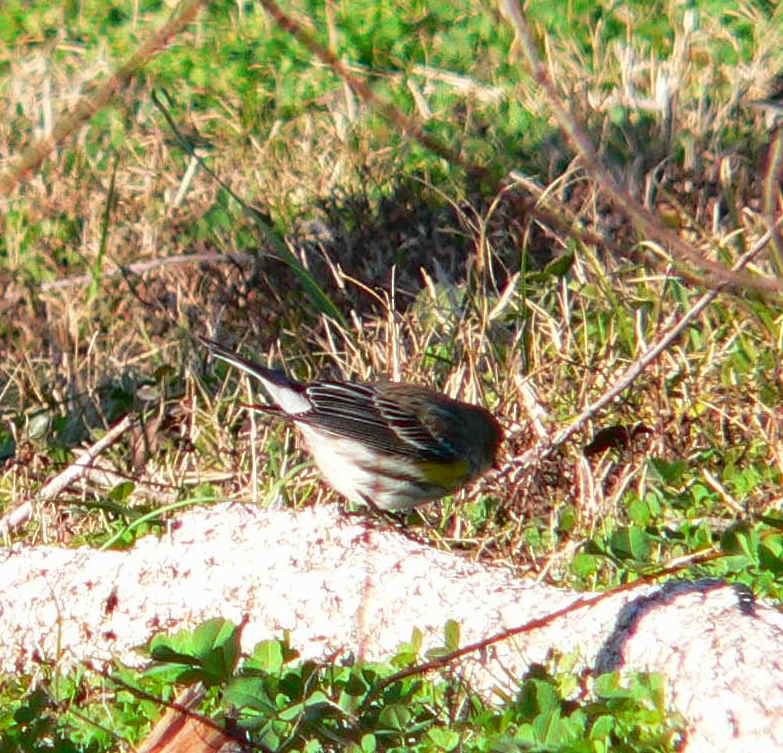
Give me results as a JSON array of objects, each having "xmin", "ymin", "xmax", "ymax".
[{"xmin": 0, "ymin": 0, "xmax": 781, "ymax": 749}]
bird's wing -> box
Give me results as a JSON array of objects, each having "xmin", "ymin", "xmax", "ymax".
[
  {"xmin": 299, "ymin": 382, "xmax": 457, "ymax": 461},
  {"xmin": 373, "ymin": 392, "xmax": 458, "ymax": 456}
]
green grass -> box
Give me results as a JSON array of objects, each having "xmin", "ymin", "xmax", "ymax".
[{"xmin": 0, "ymin": 620, "xmax": 684, "ymax": 752}]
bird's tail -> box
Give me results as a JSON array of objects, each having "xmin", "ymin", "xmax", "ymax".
[{"xmin": 198, "ymin": 336, "xmax": 311, "ymax": 415}]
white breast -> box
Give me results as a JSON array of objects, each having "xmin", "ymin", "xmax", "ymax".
[{"xmin": 296, "ymin": 425, "xmax": 436, "ymax": 510}]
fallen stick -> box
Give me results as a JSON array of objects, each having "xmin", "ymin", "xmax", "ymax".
[{"xmin": 0, "ymin": 413, "xmax": 135, "ymax": 536}]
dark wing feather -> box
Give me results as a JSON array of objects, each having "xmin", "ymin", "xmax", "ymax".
[
  {"xmin": 296, "ymin": 381, "xmax": 458, "ymax": 460},
  {"xmin": 373, "ymin": 393, "xmax": 458, "ymax": 457}
]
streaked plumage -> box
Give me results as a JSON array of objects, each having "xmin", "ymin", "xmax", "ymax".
[{"xmin": 199, "ymin": 337, "xmax": 503, "ymax": 510}]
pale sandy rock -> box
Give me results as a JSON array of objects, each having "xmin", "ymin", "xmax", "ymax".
[{"xmin": 0, "ymin": 502, "xmax": 781, "ymax": 752}]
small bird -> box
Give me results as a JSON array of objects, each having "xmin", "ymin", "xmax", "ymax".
[{"xmin": 199, "ymin": 336, "xmax": 503, "ymax": 511}]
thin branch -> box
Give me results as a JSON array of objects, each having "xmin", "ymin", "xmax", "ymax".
[
  {"xmin": 485, "ymin": 216, "xmax": 782, "ymax": 483},
  {"xmin": 0, "ymin": 0, "xmax": 207, "ymax": 195},
  {"xmin": 254, "ymin": 0, "xmax": 476, "ymax": 174},
  {"xmin": 361, "ymin": 544, "xmax": 725, "ymax": 707},
  {"xmin": 0, "ymin": 414, "xmax": 136, "ymax": 536},
  {"xmin": 500, "ymin": 0, "xmax": 783, "ymax": 296},
  {"xmin": 6, "ymin": 252, "xmax": 256, "ymax": 297},
  {"xmin": 506, "ymin": 171, "xmax": 694, "ymax": 285},
  {"xmin": 548, "ymin": 220, "xmax": 782, "ymax": 450}
]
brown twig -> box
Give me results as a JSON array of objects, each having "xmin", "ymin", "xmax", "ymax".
[
  {"xmin": 9, "ymin": 252, "xmax": 255, "ymax": 297},
  {"xmin": 506, "ymin": 170, "xmax": 681, "ymax": 278},
  {"xmin": 360, "ymin": 544, "xmax": 725, "ymax": 707},
  {"xmin": 0, "ymin": 414, "xmax": 136, "ymax": 536},
  {"xmin": 254, "ymin": 0, "xmax": 475, "ymax": 174},
  {"xmin": 484, "ymin": 215, "xmax": 782, "ymax": 485},
  {"xmin": 546, "ymin": 219, "xmax": 782, "ymax": 449},
  {"xmin": 500, "ymin": 0, "xmax": 783, "ymax": 296},
  {"xmin": 0, "ymin": 0, "xmax": 207, "ymax": 195}
]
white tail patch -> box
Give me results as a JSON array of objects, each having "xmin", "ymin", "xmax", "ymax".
[{"xmin": 259, "ymin": 380, "xmax": 312, "ymax": 415}]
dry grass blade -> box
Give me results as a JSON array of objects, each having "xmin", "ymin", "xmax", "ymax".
[{"xmin": 762, "ymin": 127, "xmax": 783, "ymax": 273}]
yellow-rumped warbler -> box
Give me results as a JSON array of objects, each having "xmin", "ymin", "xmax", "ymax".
[{"xmin": 199, "ymin": 337, "xmax": 503, "ymax": 511}]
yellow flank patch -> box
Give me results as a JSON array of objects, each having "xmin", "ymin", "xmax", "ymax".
[{"xmin": 418, "ymin": 459, "xmax": 471, "ymax": 490}]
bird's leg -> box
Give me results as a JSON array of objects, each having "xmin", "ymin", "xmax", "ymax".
[{"xmin": 363, "ymin": 494, "xmax": 411, "ymax": 526}]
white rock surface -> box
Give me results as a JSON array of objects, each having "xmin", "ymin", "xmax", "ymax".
[{"xmin": 1, "ymin": 502, "xmax": 781, "ymax": 752}]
